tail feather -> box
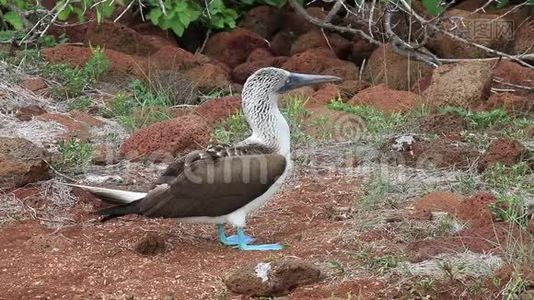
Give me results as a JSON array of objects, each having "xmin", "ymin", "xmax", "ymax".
[
  {"xmin": 97, "ymin": 200, "xmax": 142, "ymax": 222},
  {"xmin": 63, "ymin": 183, "xmax": 147, "ymax": 204}
]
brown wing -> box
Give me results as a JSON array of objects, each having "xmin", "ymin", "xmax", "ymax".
[
  {"xmin": 137, "ymin": 153, "xmax": 287, "ymax": 218},
  {"xmin": 153, "ymin": 143, "xmax": 275, "ymax": 186}
]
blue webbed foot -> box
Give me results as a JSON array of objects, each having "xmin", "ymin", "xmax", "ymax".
[
  {"xmin": 217, "ymin": 224, "xmax": 254, "ymax": 246},
  {"xmin": 236, "ymin": 242, "xmax": 284, "ymax": 251},
  {"xmin": 234, "ymin": 227, "xmax": 283, "ymax": 251},
  {"xmin": 225, "ymin": 234, "xmax": 255, "ymax": 244}
]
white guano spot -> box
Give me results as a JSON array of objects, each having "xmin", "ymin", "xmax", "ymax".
[
  {"xmin": 255, "ymin": 262, "xmax": 271, "ymax": 282},
  {"xmin": 392, "ymin": 135, "xmax": 416, "ymax": 152}
]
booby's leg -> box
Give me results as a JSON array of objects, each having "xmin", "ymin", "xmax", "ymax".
[
  {"xmin": 217, "ymin": 224, "xmax": 254, "ymax": 246},
  {"xmin": 235, "ymin": 227, "xmax": 283, "ymax": 251}
]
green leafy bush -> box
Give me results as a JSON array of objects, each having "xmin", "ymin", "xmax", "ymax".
[
  {"xmin": 107, "ymin": 80, "xmax": 175, "ymax": 132},
  {"xmin": 42, "ymin": 46, "xmax": 110, "ymax": 97},
  {"xmin": 0, "ymin": 0, "xmax": 35, "ymax": 30},
  {"xmin": 1, "ymin": 0, "xmax": 294, "ymax": 39},
  {"xmin": 54, "ymin": 138, "xmax": 94, "ymax": 173}
]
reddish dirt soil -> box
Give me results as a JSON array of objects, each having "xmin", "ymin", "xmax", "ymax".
[
  {"xmin": 0, "ymin": 173, "xmax": 373, "ymax": 299},
  {"xmin": 407, "ymin": 191, "xmax": 532, "ymax": 265},
  {"xmin": 416, "ymin": 112, "xmax": 469, "ymax": 135}
]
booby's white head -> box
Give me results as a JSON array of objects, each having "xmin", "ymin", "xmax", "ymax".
[{"xmin": 240, "ymin": 67, "xmax": 341, "ymax": 157}]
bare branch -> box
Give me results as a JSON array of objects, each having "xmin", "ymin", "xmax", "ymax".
[{"xmin": 288, "ymin": 0, "xmax": 380, "ymax": 45}]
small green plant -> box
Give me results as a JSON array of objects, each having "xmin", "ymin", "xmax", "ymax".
[
  {"xmin": 39, "ymin": 34, "xmax": 69, "ymax": 48},
  {"xmin": 54, "ymin": 138, "xmax": 94, "ymax": 172},
  {"xmin": 43, "ymin": 46, "xmax": 110, "ymax": 97},
  {"xmin": 439, "ymin": 260, "xmax": 466, "ymax": 281},
  {"xmin": 309, "ymin": 116, "xmax": 332, "ymax": 140},
  {"xmin": 281, "ymin": 97, "xmax": 310, "ymax": 145},
  {"xmin": 355, "ymin": 246, "xmax": 401, "ymax": 274},
  {"xmin": 483, "ymin": 162, "xmax": 533, "ymax": 192},
  {"xmin": 5, "ymin": 49, "xmax": 43, "ymax": 68},
  {"xmin": 436, "ymin": 214, "xmax": 465, "ymax": 234},
  {"xmin": 213, "ymin": 112, "xmax": 250, "ymax": 145},
  {"xmin": 489, "ymin": 195, "xmax": 529, "ymax": 228},
  {"xmin": 107, "ymin": 80, "xmax": 177, "ymax": 132},
  {"xmin": 454, "ymin": 173, "xmax": 480, "ymax": 195},
  {"xmin": 66, "ymin": 97, "xmax": 92, "ymax": 112},
  {"xmin": 502, "ymin": 271, "xmax": 529, "ymax": 300},
  {"xmin": 358, "ymin": 175, "xmax": 393, "ymax": 209},
  {"xmin": 328, "ymin": 100, "xmax": 405, "ymax": 135},
  {"xmin": 439, "ymin": 106, "xmax": 512, "ymax": 130}
]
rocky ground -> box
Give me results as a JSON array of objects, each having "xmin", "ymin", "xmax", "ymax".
[{"xmin": 0, "ymin": 2, "xmax": 533, "ymax": 299}]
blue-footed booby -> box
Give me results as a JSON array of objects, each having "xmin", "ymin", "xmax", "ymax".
[{"xmin": 70, "ymin": 67, "xmax": 340, "ymax": 251}]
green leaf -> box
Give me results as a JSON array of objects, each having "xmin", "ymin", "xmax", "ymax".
[
  {"xmin": 148, "ymin": 7, "xmax": 163, "ymax": 24},
  {"xmin": 57, "ymin": 4, "xmax": 74, "ymax": 21},
  {"xmin": 101, "ymin": 0, "xmax": 115, "ymax": 17},
  {"xmin": 174, "ymin": 1, "xmax": 188, "ymax": 11},
  {"xmin": 0, "ymin": 0, "xmax": 8, "ymax": 5},
  {"xmin": 211, "ymin": 17, "xmax": 225, "ymax": 29},
  {"xmin": 72, "ymin": 7, "xmax": 85, "ymax": 22},
  {"xmin": 421, "ymin": 0, "xmax": 444, "ymax": 16},
  {"xmin": 495, "ymin": 0, "xmax": 509, "ymax": 8},
  {"xmin": 96, "ymin": 9, "xmax": 102, "ymax": 23},
  {"xmin": 170, "ymin": 23, "xmax": 185, "ymax": 36},
  {"xmin": 4, "ymin": 11, "xmax": 24, "ymax": 30},
  {"xmin": 0, "ymin": 30, "xmax": 15, "ymax": 42}
]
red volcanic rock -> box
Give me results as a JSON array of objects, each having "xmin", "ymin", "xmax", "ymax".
[
  {"xmin": 271, "ymin": 30, "xmax": 299, "ymax": 56},
  {"xmin": 417, "ymin": 112, "xmax": 468, "ymax": 135},
  {"xmin": 337, "ymin": 80, "xmax": 371, "ymax": 101},
  {"xmin": 310, "ymin": 84, "xmax": 340, "ymax": 106},
  {"xmin": 421, "ymin": 61, "xmax": 493, "ymax": 108},
  {"xmin": 42, "ymin": 45, "xmax": 144, "ymax": 76},
  {"xmin": 36, "ymin": 112, "xmax": 105, "ymax": 141},
  {"xmin": 20, "ymin": 78, "xmax": 47, "ymax": 93},
  {"xmin": 238, "ymin": 5, "xmax": 284, "ymax": 39},
  {"xmin": 205, "ymin": 28, "xmax": 270, "ymax": 68},
  {"xmin": 284, "ymin": 7, "xmax": 326, "ymax": 35},
  {"xmin": 426, "ymin": 9, "xmax": 514, "ymax": 59},
  {"xmin": 290, "ymin": 31, "xmax": 352, "ymax": 59},
  {"xmin": 282, "ymin": 48, "xmax": 359, "ymax": 81},
  {"xmin": 363, "ymin": 44, "xmax": 433, "ymax": 91},
  {"xmin": 120, "ymin": 114, "xmax": 211, "ymax": 162},
  {"xmin": 0, "ymin": 138, "xmax": 50, "ymax": 191},
  {"xmin": 246, "ymin": 48, "xmax": 274, "ymax": 62},
  {"xmin": 148, "ymin": 46, "xmax": 209, "ymax": 71},
  {"xmin": 224, "ymin": 258, "xmax": 321, "ymax": 297},
  {"xmin": 513, "ymin": 19, "xmax": 534, "ymax": 57},
  {"xmin": 15, "ymin": 105, "xmax": 47, "ymax": 121},
  {"xmin": 194, "ymin": 96, "xmax": 242, "ymax": 125},
  {"xmin": 232, "ymin": 57, "xmax": 288, "ymax": 84},
  {"xmin": 414, "ymin": 191, "xmax": 496, "ymax": 227},
  {"xmin": 349, "ymin": 84, "xmax": 422, "ymax": 113},
  {"xmin": 484, "ymin": 93, "xmax": 533, "ymax": 113},
  {"xmin": 413, "ymin": 191, "xmax": 463, "ymax": 219},
  {"xmin": 349, "ymin": 39, "xmax": 377, "ymax": 66},
  {"xmin": 84, "ymin": 21, "xmax": 162, "ymax": 56},
  {"xmin": 478, "ymin": 138, "xmax": 529, "ymax": 172},
  {"xmin": 457, "ymin": 192, "xmax": 497, "ymax": 227},
  {"xmin": 493, "ymin": 61, "xmax": 534, "ymax": 96},
  {"xmin": 184, "ymin": 64, "xmax": 230, "ymax": 92}
]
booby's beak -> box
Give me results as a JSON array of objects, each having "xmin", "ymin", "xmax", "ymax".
[{"xmin": 278, "ymin": 72, "xmax": 342, "ymax": 93}]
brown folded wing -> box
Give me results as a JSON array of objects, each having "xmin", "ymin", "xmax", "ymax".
[{"xmin": 138, "ymin": 153, "xmax": 287, "ymax": 218}]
